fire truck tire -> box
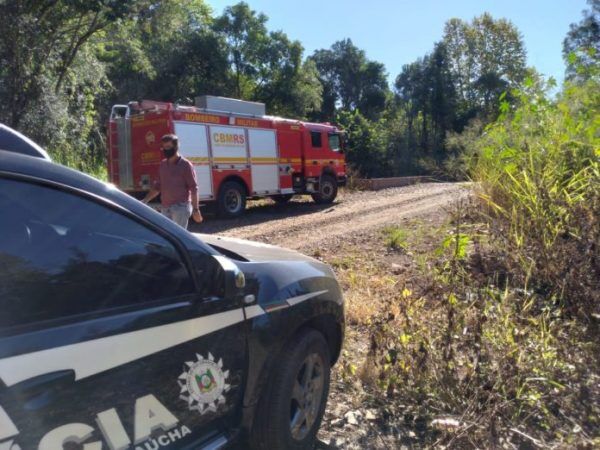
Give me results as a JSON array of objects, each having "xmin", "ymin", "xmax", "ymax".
[
  {"xmin": 249, "ymin": 329, "xmax": 331, "ymax": 450},
  {"xmin": 217, "ymin": 181, "xmax": 247, "ymax": 218},
  {"xmin": 272, "ymin": 194, "xmax": 294, "ymax": 204},
  {"xmin": 311, "ymin": 175, "xmax": 337, "ymax": 204}
]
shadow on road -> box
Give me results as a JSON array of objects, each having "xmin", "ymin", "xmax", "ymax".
[
  {"xmin": 229, "ymin": 439, "xmax": 339, "ymax": 449},
  {"xmin": 315, "ymin": 440, "xmax": 341, "ymax": 449},
  {"xmin": 188, "ymin": 198, "xmax": 339, "ymax": 235}
]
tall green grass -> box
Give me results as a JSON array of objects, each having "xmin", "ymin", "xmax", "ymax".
[
  {"xmin": 363, "ymin": 77, "xmax": 599, "ymax": 448},
  {"xmin": 472, "ymin": 77, "xmax": 599, "ymax": 314}
]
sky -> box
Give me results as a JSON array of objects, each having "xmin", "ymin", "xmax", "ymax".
[{"xmin": 206, "ymin": 0, "xmax": 589, "ymax": 86}]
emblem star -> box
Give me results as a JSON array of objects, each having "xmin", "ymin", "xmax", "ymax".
[{"xmin": 178, "ymin": 353, "xmax": 231, "ymax": 415}]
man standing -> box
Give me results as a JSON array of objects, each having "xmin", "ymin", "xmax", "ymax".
[{"xmin": 142, "ymin": 134, "xmax": 203, "ymax": 228}]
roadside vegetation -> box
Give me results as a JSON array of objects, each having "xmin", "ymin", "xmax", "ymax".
[{"xmin": 323, "ymin": 52, "xmax": 600, "ymax": 450}]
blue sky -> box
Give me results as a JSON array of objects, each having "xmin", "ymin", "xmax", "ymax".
[{"xmin": 207, "ymin": 0, "xmax": 589, "ymax": 86}]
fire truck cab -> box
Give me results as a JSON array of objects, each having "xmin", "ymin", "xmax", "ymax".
[{"xmin": 107, "ymin": 96, "xmax": 346, "ymax": 217}]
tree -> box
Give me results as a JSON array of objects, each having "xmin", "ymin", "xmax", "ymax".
[
  {"xmin": 391, "ymin": 14, "xmax": 527, "ymax": 177},
  {"xmin": 335, "ymin": 109, "xmax": 389, "ymax": 177},
  {"xmin": 442, "ymin": 13, "xmax": 527, "ymax": 120},
  {"xmin": 311, "ymin": 39, "xmax": 389, "ymax": 121},
  {"xmin": 0, "ymin": 0, "xmax": 149, "ymax": 129},
  {"xmin": 253, "ymin": 32, "xmax": 323, "ymax": 117},
  {"xmin": 394, "ymin": 42, "xmax": 456, "ymax": 156},
  {"xmin": 101, "ymin": 0, "xmax": 227, "ymax": 104},
  {"xmin": 563, "ymin": 0, "xmax": 600, "ymax": 81},
  {"xmin": 212, "ymin": 2, "xmax": 322, "ymax": 117},
  {"xmin": 213, "ymin": 2, "xmax": 269, "ymax": 99}
]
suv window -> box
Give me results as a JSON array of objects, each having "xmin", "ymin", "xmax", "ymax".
[
  {"xmin": 310, "ymin": 131, "xmax": 322, "ymax": 148},
  {"xmin": 0, "ymin": 178, "xmax": 194, "ymax": 329},
  {"xmin": 328, "ymin": 133, "xmax": 341, "ymax": 152}
]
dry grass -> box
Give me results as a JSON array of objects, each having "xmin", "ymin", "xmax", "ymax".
[
  {"xmin": 319, "ymin": 200, "xmax": 599, "ymax": 448},
  {"xmin": 328, "ymin": 254, "xmax": 398, "ymax": 326}
]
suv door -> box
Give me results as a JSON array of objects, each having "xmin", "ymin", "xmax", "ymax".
[{"xmin": 0, "ymin": 176, "xmax": 246, "ymax": 449}]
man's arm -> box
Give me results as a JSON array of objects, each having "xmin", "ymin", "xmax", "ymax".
[
  {"xmin": 184, "ymin": 161, "xmax": 203, "ymax": 223},
  {"xmin": 142, "ymin": 177, "xmax": 161, "ymax": 204},
  {"xmin": 142, "ymin": 187, "xmax": 160, "ymax": 204},
  {"xmin": 191, "ymin": 190, "xmax": 202, "ymax": 223}
]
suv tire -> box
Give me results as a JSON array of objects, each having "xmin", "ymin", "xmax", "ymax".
[
  {"xmin": 250, "ymin": 329, "xmax": 331, "ymax": 450},
  {"xmin": 311, "ymin": 175, "xmax": 337, "ymax": 204},
  {"xmin": 217, "ymin": 180, "xmax": 247, "ymax": 218}
]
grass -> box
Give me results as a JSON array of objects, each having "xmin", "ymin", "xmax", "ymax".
[
  {"xmin": 326, "ymin": 252, "xmax": 396, "ymax": 325},
  {"xmin": 346, "ymin": 78, "xmax": 600, "ymax": 448},
  {"xmin": 365, "ymin": 205, "xmax": 599, "ymax": 448},
  {"xmin": 383, "ymin": 226, "xmax": 408, "ymax": 251}
]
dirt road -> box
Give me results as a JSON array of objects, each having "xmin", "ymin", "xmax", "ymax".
[
  {"xmin": 192, "ymin": 182, "xmax": 470, "ymax": 250},
  {"xmin": 195, "ymin": 182, "xmax": 470, "ymax": 449}
]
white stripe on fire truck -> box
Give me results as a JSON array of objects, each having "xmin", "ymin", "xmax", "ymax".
[
  {"xmin": 0, "ymin": 290, "xmax": 328, "ymax": 387},
  {"xmin": 187, "ymin": 157, "xmax": 301, "ymax": 164}
]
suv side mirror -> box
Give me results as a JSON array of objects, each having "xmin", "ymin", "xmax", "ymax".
[{"xmin": 213, "ymin": 255, "xmax": 245, "ymax": 299}]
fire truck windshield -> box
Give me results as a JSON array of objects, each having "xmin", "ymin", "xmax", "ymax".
[{"xmin": 328, "ymin": 133, "xmax": 341, "ymax": 152}]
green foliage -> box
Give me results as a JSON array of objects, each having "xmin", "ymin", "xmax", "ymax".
[
  {"xmin": 0, "ymin": 0, "xmax": 149, "ymax": 172},
  {"xmin": 310, "ymin": 39, "xmax": 389, "ymax": 121},
  {"xmin": 438, "ymin": 232, "xmax": 471, "ymax": 260},
  {"xmin": 0, "ymin": 0, "xmax": 323, "ymax": 173},
  {"xmin": 563, "ymin": 0, "xmax": 600, "ymax": 81},
  {"xmin": 366, "ymin": 69, "xmax": 599, "ymax": 445},
  {"xmin": 389, "ymin": 13, "xmax": 527, "ymax": 179},
  {"xmin": 472, "ymin": 77, "xmax": 599, "ymax": 312},
  {"xmin": 212, "ymin": 2, "xmax": 322, "ymax": 117},
  {"xmin": 369, "ymin": 205, "xmax": 600, "ymax": 447},
  {"xmin": 384, "ymin": 227, "xmax": 409, "ymax": 251},
  {"xmin": 335, "ymin": 109, "xmax": 390, "ymax": 177},
  {"xmin": 443, "ymin": 13, "xmax": 527, "ymax": 119}
]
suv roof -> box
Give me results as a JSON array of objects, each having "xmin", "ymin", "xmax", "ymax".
[{"xmin": 0, "ymin": 124, "xmax": 51, "ymax": 160}]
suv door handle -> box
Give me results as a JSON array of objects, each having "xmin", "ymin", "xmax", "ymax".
[{"xmin": 11, "ymin": 370, "xmax": 75, "ymax": 410}]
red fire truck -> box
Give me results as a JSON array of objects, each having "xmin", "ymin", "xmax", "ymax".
[{"xmin": 107, "ymin": 96, "xmax": 346, "ymax": 217}]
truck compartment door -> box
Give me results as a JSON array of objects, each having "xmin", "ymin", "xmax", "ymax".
[{"xmin": 248, "ymin": 129, "xmax": 279, "ymax": 194}]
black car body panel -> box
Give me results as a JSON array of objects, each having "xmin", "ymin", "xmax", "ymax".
[
  {"xmin": 0, "ymin": 151, "xmax": 344, "ymax": 449},
  {"xmin": 0, "ymin": 124, "xmax": 51, "ymax": 160},
  {"xmin": 195, "ymin": 234, "xmax": 344, "ymax": 417}
]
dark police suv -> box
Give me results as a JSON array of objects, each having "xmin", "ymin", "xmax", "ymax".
[{"xmin": 0, "ymin": 149, "xmax": 344, "ymax": 449}]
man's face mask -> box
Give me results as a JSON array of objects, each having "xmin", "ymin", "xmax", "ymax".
[{"xmin": 162, "ymin": 146, "xmax": 176, "ymax": 158}]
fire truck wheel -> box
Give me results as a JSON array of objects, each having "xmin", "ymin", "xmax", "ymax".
[
  {"xmin": 271, "ymin": 194, "xmax": 294, "ymax": 204},
  {"xmin": 311, "ymin": 175, "xmax": 337, "ymax": 204},
  {"xmin": 217, "ymin": 181, "xmax": 247, "ymax": 218}
]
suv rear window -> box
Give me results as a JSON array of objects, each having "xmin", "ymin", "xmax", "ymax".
[{"xmin": 0, "ymin": 178, "xmax": 194, "ymax": 329}]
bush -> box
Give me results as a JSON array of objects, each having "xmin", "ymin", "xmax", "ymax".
[
  {"xmin": 366, "ymin": 78, "xmax": 600, "ymax": 448},
  {"xmin": 368, "ymin": 205, "xmax": 600, "ymax": 448},
  {"xmin": 472, "ymin": 78, "xmax": 599, "ymax": 317}
]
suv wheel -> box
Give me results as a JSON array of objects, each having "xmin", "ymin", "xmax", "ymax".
[
  {"xmin": 217, "ymin": 180, "xmax": 247, "ymax": 218},
  {"xmin": 311, "ymin": 175, "xmax": 337, "ymax": 204},
  {"xmin": 250, "ymin": 330, "xmax": 331, "ymax": 450}
]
